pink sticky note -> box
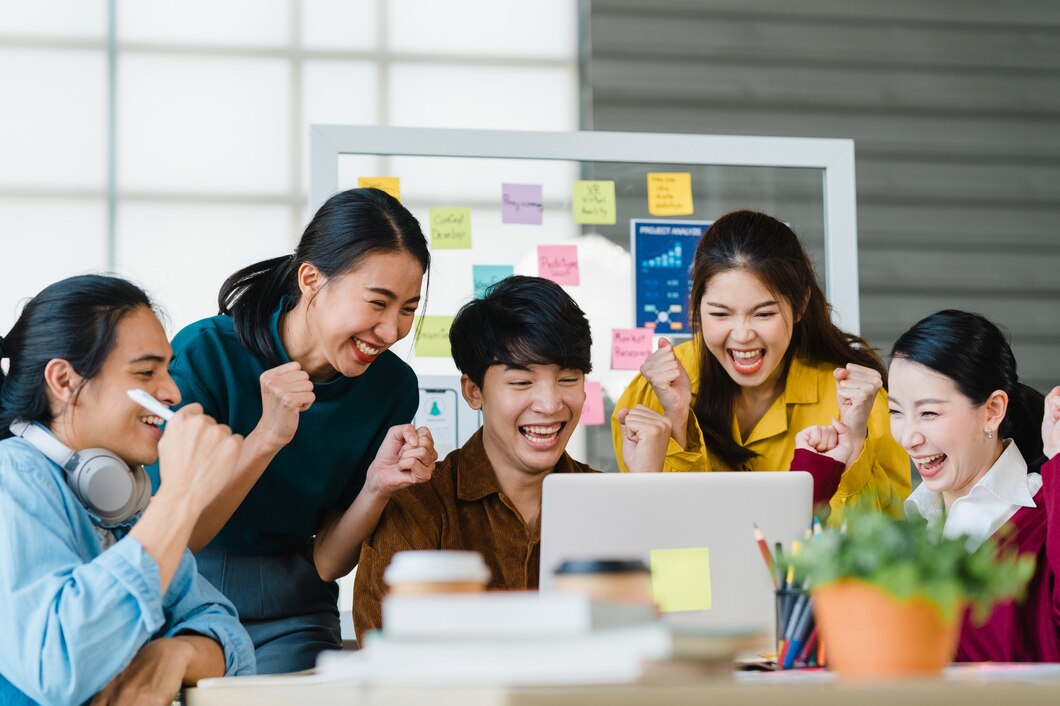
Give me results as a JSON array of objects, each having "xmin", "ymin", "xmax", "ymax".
[
  {"xmin": 538, "ymin": 245, "xmax": 580, "ymax": 286},
  {"xmin": 580, "ymin": 381, "xmax": 605, "ymax": 426},
  {"xmin": 502, "ymin": 183, "xmax": 544, "ymax": 225},
  {"xmin": 612, "ymin": 328, "xmax": 653, "ymax": 370}
]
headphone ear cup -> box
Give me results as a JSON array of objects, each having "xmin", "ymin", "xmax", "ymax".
[{"xmin": 70, "ymin": 450, "xmax": 141, "ymax": 526}]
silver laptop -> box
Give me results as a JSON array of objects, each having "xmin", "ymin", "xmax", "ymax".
[{"xmin": 540, "ymin": 472, "xmax": 812, "ymax": 642}]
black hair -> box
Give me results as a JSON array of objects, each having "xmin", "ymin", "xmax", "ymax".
[
  {"xmin": 218, "ymin": 188, "xmax": 430, "ymax": 366},
  {"xmin": 890, "ymin": 309, "xmax": 1046, "ymax": 472},
  {"xmin": 0, "ymin": 275, "xmax": 154, "ymax": 439},
  {"xmin": 689, "ymin": 209, "xmax": 885, "ymax": 470},
  {"xmin": 449, "ymin": 275, "xmax": 592, "ymax": 388}
]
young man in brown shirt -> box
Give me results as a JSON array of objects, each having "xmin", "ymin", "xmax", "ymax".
[{"xmin": 353, "ymin": 276, "xmax": 671, "ymax": 642}]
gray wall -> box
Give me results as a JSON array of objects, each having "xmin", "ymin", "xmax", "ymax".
[{"xmin": 583, "ymin": 0, "xmax": 1059, "ymax": 391}]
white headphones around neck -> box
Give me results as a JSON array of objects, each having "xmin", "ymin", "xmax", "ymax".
[{"xmin": 9, "ymin": 420, "xmax": 150, "ymax": 527}]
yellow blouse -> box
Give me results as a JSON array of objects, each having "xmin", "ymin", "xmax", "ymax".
[{"xmin": 611, "ymin": 340, "xmax": 911, "ymax": 518}]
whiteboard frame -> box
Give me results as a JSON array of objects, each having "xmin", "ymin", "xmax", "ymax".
[{"xmin": 308, "ymin": 125, "xmax": 861, "ymax": 333}]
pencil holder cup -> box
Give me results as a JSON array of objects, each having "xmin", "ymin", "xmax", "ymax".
[{"xmin": 774, "ymin": 586, "xmax": 817, "ymax": 670}]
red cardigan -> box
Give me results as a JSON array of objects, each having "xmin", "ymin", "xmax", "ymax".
[{"xmin": 791, "ymin": 450, "xmax": 1060, "ymax": 662}]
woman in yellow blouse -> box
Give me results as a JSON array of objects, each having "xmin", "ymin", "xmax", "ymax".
[{"xmin": 612, "ymin": 210, "xmax": 910, "ymax": 517}]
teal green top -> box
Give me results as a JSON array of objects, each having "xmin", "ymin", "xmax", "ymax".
[{"xmin": 148, "ymin": 305, "xmax": 419, "ymax": 555}]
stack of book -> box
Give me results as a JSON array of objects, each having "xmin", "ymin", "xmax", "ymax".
[{"xmin": 317, "ymin": 591, "xmax": 672, "ymax": 686}]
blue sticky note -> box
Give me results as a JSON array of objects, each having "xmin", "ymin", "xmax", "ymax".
[{"xmin": 473, "ymin": 265, "xmax": 514, "ymax": 299}]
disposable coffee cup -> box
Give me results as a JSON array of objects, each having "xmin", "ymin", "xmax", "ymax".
[
  {"xmin": 384, "ymin": 550, "xmax": 491, "ymax": 595},
  {"xmin": 552, "ymin": 558, "xmax": 652, "ymax": 604}
]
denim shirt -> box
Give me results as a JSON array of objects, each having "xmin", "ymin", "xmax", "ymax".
[{"xmin": 0, "ymin": 437, "xmax": 255, "ymax": 705}]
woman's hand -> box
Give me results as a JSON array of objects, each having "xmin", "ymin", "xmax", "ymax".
[
  {"xmin": 155, "ymin": 404, "xmax": 244, "ymax": 513},
  {"xmin": 89, "ymin": 637, "xmax": 210, "ymax": 706},
  {"xmin": 1043, "ymin": 386, "xmax": 1060, "ymax": 460},
  {"xmin": 834, "ymin": 364, "xmax": 881, "ymax": 447},
  {"xmin": 617, "ymin": 405, "xmax": 673, "ymax": 472},
  {"xmin": 363, "ymin": 424, "xmax": 438, "ymax": 499},
  {"xmin": 254, "ymin": 361, "xmax": 315, "ymax": 450},
  {"xmin": 796, "ymin": 418, "xmax": 858, "ymax": 469},
  {"xmin": 639, "ymin": 337, "xmax": 692, "ymax": 447}
]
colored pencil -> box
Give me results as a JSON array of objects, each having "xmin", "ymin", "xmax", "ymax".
[{"xmin": 753, "ymin": 523, "xmax": 778, "ymax": 588}]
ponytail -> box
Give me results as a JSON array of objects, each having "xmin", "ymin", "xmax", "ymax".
[
  {"xmin": 1005, "ymin": 383, "xmax": 1047, "ymax": 473},
  {"xmin": 216, "ymin": 188, "xmax": 430, "ymax": 367}
]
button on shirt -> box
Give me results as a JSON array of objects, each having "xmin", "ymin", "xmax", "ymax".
[
  {"xmin": 0, "ymin": 437, "xmax": 255, "ymax": 705},
  {"xmin": 905, "ymin": 440, "xmax": 1041, "ymax": 550},
  {"xmin": 353, "ymin": 429, "xmax": 596, "ymax": 643}
]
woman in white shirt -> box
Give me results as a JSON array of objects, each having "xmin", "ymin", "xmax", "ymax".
[{"xmin": 794, "ymin": 309, "xmax": 1059, "ymax": 661}]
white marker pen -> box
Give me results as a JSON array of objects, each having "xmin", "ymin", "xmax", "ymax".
[{"xmin": 127, "ymin": 389, "xmax": 175, "ymax": 422}]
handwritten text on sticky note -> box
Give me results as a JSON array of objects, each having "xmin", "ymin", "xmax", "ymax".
[
  {"xmin": 538, "ymin": 245, "xmax": 580, "ymax": 286},
  {"xmin": 572, "ymin": 180, "xmax": 616, "ymax": 225},
  {"xmin": 358, "ymin": 176, "xmax": 402, "ymax": 201},
  {"xmin": 472, "ymin": 264, "xmax": 514, "ymax": 299},
  {"xmin": 429, "ymin": 207, "xmax": 472, "ymax": 250},
  {"xmin": 647, "ymin": 172, "xmax": 693, "ymax": 216},
  {"xmin": 580, "ymin": 381, "xmax": 605, "ymax": 426},
  {"xmin": 611, "ymin": 328, "xmax": 653, "ymax": 370},
  {"xmin": 650, "ymin": 547, "xmax": 712, "ymax": 612},
  {"xmin": 501, "ymin": 183, "xmax": 544, "ymax": 225},
  {"xmin": 415, "ymin": 316, "xmax": 453, "ymax": 358}
]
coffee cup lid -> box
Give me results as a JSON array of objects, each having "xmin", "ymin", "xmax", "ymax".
[
  {"xmin": 384, "ymin": 550, "xmax": 491, "ymax": 585},
  {"xmin": 554, "ymin": 558, "xmax": 649, "ymax": 575}
]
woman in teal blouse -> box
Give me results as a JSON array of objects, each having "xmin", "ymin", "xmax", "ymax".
[{"xmin": 153, "ymin": 188, "xmax": 438, "ymax": 673}]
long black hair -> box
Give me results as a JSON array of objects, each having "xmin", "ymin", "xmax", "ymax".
[
  {"xmin": 218, "ymin": 188, "xmax": 430, "ymax": 366},
  {"xmin": 890, "ymin": 309, "xmax": 1045, "ymax": 472},
  {"xmin": 0, "ymin": 275, "xmax": 154, "ymax": 439},
  {"xmin": 689, "ymin": 210, "xmax": 884, "ymax": 470}
]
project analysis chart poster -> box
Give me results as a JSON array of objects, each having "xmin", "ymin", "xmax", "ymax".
[{"xmin": 631, "ymin": 219, "xmax": 711, "ymax": 332}]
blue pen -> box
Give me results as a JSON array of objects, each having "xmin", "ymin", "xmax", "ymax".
[{"xmin": 783, "ymin": 596, "xmax": 815, "ymax": 669}]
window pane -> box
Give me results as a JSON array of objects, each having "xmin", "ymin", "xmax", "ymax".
[
  {"xmin": 389, "ymin": 63, "xmax": 576, "ymax": 131},
  {"xmin": 0, "ymin": 198, "xmax": 106, "ymax": 334},
  {"xmin": 0, "ymin": 0, "xmax": 105, "ymax": 39},
  {"xmin": 388, "ymin": 0, "xmax": 575, "ymax": 59},
  {"xmin": 118, "ymin": 0, "xmax": 289, "ymax": 46},
  {"xmin": 118, "ymin": 54, "xmax": 291, "ymax": 193},
  {"xmin": 301, "ymin": 0, "xmax": 377, "ymax": 51},
  {"xmin": 116, "ymin": 202, "xmax": 294, "ymax": 333},
  {"xmin": 0, "ymin": 49, "xmax": 106, "ymax": 189}
]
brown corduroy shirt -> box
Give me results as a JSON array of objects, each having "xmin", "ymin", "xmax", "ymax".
[{"xmin": 352, "ymin": 429, "xmax": 596, "ymax": 643}]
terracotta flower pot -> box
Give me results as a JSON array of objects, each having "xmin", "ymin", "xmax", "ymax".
[{"xmin": 813, "ymin": 579, "xmax": 960, "ymax": 679}]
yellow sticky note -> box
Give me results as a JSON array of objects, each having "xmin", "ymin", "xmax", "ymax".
[
  {"xmin": 650, "ymin": 547, "xmax": 711, "ymax": 612},
  {"xmin": 429, "ymin": 207, "xmax": 472, "ymax": 250},
  {"xmin": 572, "ymin": 180, "xmax": 616, "ymax": 225},
  {"xmin": 415, "ymin": 316, "xmax": 453, "ymax": 358},
  {"xmin": 358, "ymin": 176, "xmax": 402, "ymax": 201},
  {"xmin": 647, "ymin": 172, "xmax": 693, "ymax": 216}
]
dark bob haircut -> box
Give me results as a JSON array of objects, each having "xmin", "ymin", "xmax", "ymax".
[{"xmin": 449, "ymin": 275, "xmax": 592, "ymax": 388}]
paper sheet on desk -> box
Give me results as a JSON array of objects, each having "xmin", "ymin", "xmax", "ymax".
[{"xmin": 196, "ymin": 669, "xmax": 345, "ymax": 689}]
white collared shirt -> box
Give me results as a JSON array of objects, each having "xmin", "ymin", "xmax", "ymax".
[{"xmin": 905, "ymin": 440, "xmax": 1042, "ymax": 550}]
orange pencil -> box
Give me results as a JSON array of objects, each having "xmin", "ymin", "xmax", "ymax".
[{"xmin": 752, "ymin": 523, "xmax": 778, "ymax": 588}]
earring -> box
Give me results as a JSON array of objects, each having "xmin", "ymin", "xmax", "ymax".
[{"xmin": 984, "ymin": 428, "xmax": 994, "ymax": 440}]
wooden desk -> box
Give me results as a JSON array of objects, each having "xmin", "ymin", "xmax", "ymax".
[{"xmin": 185, "ymin": 670, "xmax": 1060, "ymax": 706}]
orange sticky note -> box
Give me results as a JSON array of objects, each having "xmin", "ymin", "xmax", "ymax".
[
  {"xmin": 647, "ymin": 172, "xmax": 693, "ymax": 216},
  {"xmin": 611, "ymin": 328, "xmax": 652, "ymax": 370},
  {"xmin": 358, "ymin": 176, "xmax": 402, "ymax": 201},
  {"xmin": 580, "ymin": 381, "xmax": 605, "ymax": 426}
]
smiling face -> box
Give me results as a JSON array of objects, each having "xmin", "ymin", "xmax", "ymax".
[
  {"xmin": 301, "ymin": 250, "xmax": 424, "ymax": 379},
  {"xmin": 887, "ymin": 357, "xmax": 1006, "ymax": 504},
  {"xmin": 698, "ymin": 269, "xmax": 796, "ymax": 395},
  {"xmin": 56, "ymin": 307, "xmax": 180, "ymax": 467},
  {"xmin": 464, "ymin": 364, "xmax": 585, "ymax": 480}
]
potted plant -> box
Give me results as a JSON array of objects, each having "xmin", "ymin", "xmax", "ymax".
[{"xmin": 795, "ymin": 505, "xmax": 1035, "ymax": 679}]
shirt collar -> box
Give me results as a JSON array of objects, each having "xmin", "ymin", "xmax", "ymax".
[
  {"xmin": 739, "ymin": 358, "xmax": 819, "ymax": 445},
  {"xmin": 456, "ymin": 428, "xmax": 584, "ymax": 502},
  {"xmin": 905, "ymin": 440, "xmax": 1041, "ymax": 545}
]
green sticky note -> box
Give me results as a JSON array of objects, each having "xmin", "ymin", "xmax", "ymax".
[
  {"xmin": 415, "ymin": 316, "xmax": 453, "ymax": 358},
  {"xmin": 650, "ymin": 547, "xmax": 712, "ymax": 612},
  {"xmin": 572, "ymin": 180, "xmax": 616, "ymax": 225},
  {"xmin": 430, "ymin": 207, "xmax": 472, "ymax": 250}
]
